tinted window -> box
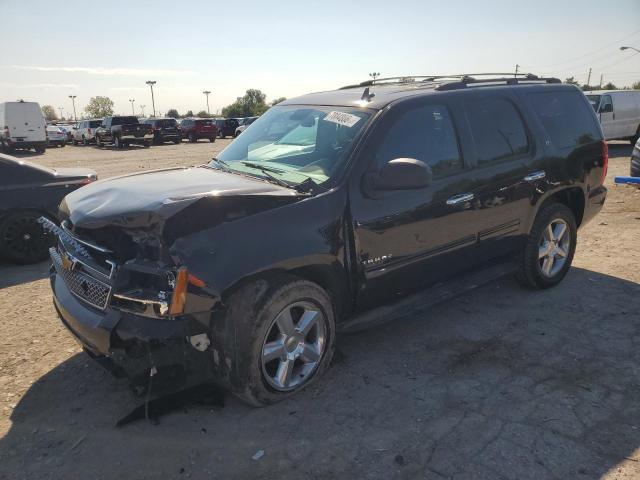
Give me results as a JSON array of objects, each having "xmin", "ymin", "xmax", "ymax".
[
  {"xmin": 466, "ymin": 97, "xmax": 528, "ymax": 165},
  {"xmin": 375, "ymin": 104, "xmax": 462, "ymax": 177},
  {"xmin": 527, "ymin": 91, "xmax": 600, "ymax": 148},
  {"xmin": 600, "ymin": 95, "xmax": 613, "ymax": 112},
  {"xmin": 89, "ymin": 120, "xmax": 102, "ymax": 128},
  {"xmin": 111, "ymin": 116, "xmax": 138, "ymax": 126},
  {"xmin": 195, "ymin": 120, "xmax": 212, "ymax": 126},
  {"xmin": 158, "ymin": 119, "xmax": 177, "ymax": 127}
]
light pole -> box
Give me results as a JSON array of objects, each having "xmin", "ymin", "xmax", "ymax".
[
  {"xmin": 129, "ymin": 98, "xmax": 135, "ymax": 115},
  {"xmin": 203, "ymin": 90, "xmax": 211, "ymax": 115},
  {"xmin": 369, "ymin": 72, "xmax": 380, "ymax": 81},
  {"xmin": 620, "ymin": 46, "xmax": 640, "ymax": 53},
  {"xmin": 146, "ymin": 80, "xmax": 157, "ymax": 117},
  {"xmin": 58, "ymin": 107, "xmax": 64, "ymax": 120},
  {"xmin": 68, "ymin": 95, "xmax": 77, "ymax": 120},
  {"xmin": 140, "ymin": 104, "xmax": 146, "ymax": 117}
]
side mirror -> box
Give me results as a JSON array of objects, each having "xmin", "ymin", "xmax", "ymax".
[
  {"xmin": 372, "ymin": 158, "xmax": 433, "ymax": 190},
  {"xmin": 600, "ymin": 103, "xmax": 613, "ymax": 113}
]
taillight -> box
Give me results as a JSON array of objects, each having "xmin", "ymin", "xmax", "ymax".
[{"xmin": 600, "ymin": 141, "xmax": 608, "ymax": 186}]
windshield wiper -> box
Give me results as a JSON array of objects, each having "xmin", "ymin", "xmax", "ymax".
[
  {"xmin": 209, "ymin": 157, "xmax": 231, "ymax": 171},
  {"xmin": 240, "ymin": 162, "xmax": 293, "ymax": 189}
]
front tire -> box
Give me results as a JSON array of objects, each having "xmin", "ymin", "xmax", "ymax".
[
  {"xmin": 228, "ymin": 277, "xmax": 336, "ymax": 406},
  {"xmin": 516, "ymin": 203, "xmax": 577, "ymax": 289},
  {"xmin": 189, "ymin": 133, "xmax": 196, "ymax": 143},
  {"xmin": 114, "ymin": 136, "xmax": 122, "ymax": 149},
  {"xmin": 0, "ymin": 211, "xmax": 55, "ymax": 264},
  {"xmin": 95, "ymin": 135, "xmax": 102, "ymax": 148}
]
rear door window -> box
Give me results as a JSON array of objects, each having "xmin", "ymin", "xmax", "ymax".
[
  {"xmin": 374, "ymin": 103, "xmax": 463, "ymax": 177},
  {"xmin": 465, "ymin": 97, "xmax": 529, "ymax": 166},
  {"xmin": 527, "ymin": 91, "xmax": 601, "ymax": 148}
]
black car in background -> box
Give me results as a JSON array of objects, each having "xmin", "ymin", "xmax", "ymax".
[
  {"xmin": 142, "ymin": 117, "xmax": 182, "ymax": 144},
  {"xmin": 94, "ymin": 116, "xmax": 153, "ymax": 149},
  {"xmin": 0, "ymin": 153, "xmax": 96, "ymax": 264},
  {"xmin": 215, "ymin": 118, "xmax": 239, "ymax": 138},
  {"xmin": 46, "ymin": 74, "xmax": 607, "ymax": 405}
]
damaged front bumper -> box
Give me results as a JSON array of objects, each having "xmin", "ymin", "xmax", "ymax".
[{"xmin": 50, "ymin": 264, "xmax": 223, "ymax": 390}]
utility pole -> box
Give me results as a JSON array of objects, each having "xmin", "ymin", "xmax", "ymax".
[
  {"xmin": 369, "ymin": 72, "xmax": 380, "ymax": 81},
  {"xmin": 129, "ymin": 99, "xmax": 135, "ymax": 115},
  {"xmin": 586, "ymin": 68, "xmax": 592, "ymax": 87},
  {"xmin": 68, "ymin": 95, "xmax": 77, "ymax": 121},
  {"xmin": 599, "ymin": 75, "xmax": 603, "ymax": 89},
  {"xmin": 146, "ymin": 80, "xmax": 157, "ymax": 117},
  {"xmin": 203, "ymin": 90, "xmax": 211, "ymax": 115},
  {"xmin": 58, "ymin": 107, "xmax": 64, "ymax": 120},
  {"xmin": 140, "ymin": 104, "xmax": 146, "ymax": 117},
  {"xmin": 514, "ymin": 64, "xmax": 520, "ymax": 77}
]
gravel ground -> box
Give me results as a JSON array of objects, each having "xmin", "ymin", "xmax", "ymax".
[{"xmin": 0, "ymin": 141, "xmax": 639, "ymax": 480}]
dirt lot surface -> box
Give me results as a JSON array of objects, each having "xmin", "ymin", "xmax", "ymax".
[{"xmin": 1, "ymin": 141, "xmax": 639, "ymax": 480}]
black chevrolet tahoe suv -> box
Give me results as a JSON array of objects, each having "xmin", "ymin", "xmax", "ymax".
[
  {"xmin": 94, "ymin": 116, "xmax": 153, "ymax": 149},
  {"xmin": 46, "ymin": 74, "xmax": 607, "ymax": 405},
  {"xmin": 142, "ymin": 117, "xmax": 182, "ymax": 145}
]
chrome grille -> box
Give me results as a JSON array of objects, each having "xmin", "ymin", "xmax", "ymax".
[{"xmin": 50, "ymin": 247, "xmax": 111, "ymax": 310}]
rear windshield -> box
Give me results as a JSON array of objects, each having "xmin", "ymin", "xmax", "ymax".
[
  {"xmin": 195, "ymin": 120, "xmax": 213, "ymax": 126},
  {"xmin": 527, "ymin": 91, "xmax": 601, "ymax": 148},
  {"xmin": 112, "ymin": 116, "xmax": 139, "ymax": 126},
  {"xmin": 155, "ymin": 119, "xmax": 177, "ymax": 127},
  {"xmin": 89, "ymin": 120, "xmax": 102, "ymax": 128}
]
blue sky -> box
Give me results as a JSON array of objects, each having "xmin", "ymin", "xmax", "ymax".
[{"xmin": 1, "ymin": 0, "xmax": 638, "ymax": 118}]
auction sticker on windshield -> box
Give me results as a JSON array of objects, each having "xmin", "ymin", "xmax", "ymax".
[{"xmin": 323, "ymin": 111, "xmax": 361, "ymax": 128}]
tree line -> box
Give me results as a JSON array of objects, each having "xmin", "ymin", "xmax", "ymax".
[
  {"xmin": 564, "ymin": 78, "xmax": 640, "ymax": 92},
  {"xmin": 41, "ymin": 89, "xmax": 286, "ymax": 121}
]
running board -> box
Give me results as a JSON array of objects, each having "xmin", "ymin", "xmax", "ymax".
[{"xmin": 338, "ymin": 259, "xmax": 517, "ymax": 333}]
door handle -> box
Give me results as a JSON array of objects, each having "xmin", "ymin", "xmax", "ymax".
[
  {"xmin": 446, "ymin": 193, "xmax": 475, "ymax": 206},
  {"xmin": 523, "ymin": 171, "xmax": 546, "ymax": 182}
]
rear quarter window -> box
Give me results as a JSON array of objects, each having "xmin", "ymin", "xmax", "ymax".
[
  {"xmin": 465, "ymin": 96, "xmax": 529, "ymax": 166},
  {"xmin": 526, "ymin": 91, "xmax": 600, "ymax": 148}
]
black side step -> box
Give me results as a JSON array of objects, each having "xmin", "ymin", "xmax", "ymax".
[{"xmin": 338, "ymin": 259, "xmax": 516, "ymax": 333}]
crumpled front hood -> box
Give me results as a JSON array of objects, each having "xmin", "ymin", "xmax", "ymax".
[{"xmin": 62, "ymin": 165, "xmax": 303, "ymax": 239}]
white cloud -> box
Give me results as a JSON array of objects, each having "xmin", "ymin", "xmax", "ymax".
[{"xmin": 10, "ymin": 65, "xmax": 196, "ymax": 77}]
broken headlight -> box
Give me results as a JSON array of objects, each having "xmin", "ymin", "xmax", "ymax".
[{"xmin": 111, "ymin": 265, "xmax": 204, "ymax": 318}]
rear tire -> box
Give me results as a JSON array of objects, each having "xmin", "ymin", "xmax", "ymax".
[
  {"xmin": 209, "ymin": 137, "xmax": 215, "ymax": 143},
  {"xmin": 34, "ymin": 145, "xmax": 45, "ymax": 154},
  {"xmin": 228, "ymin": 277, "xmax": 336, "ymax": 406},
  {"xmin": 143, "ymin": 141, "xmax": 150, "ymax": 148},
  {"xmin": 173, "ymin": 138, "xmax": 180, "ymax": 144},
  {"xmin": 516, "ymin": 203, "xmax": 577, "ymax": 289},
  {"xmin": 114, "ymin": 136, "xmax": 122, "ymax": 149},
  {"xmin": 95, "ymin": 135, "xmax": 102, "ymax": 148},
  {"xmin": 189, "ymin": 133, "xmax": 196, "ymax": 143},
  {"xmin": 83, "ymin": 136, "xmax": 89, "ymax": 146},
  {"xmin": 0, "ymin": 211, "xmax": 55, "ymax": 264}
]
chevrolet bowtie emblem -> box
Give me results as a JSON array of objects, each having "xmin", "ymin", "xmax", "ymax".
[{"xmin": 61, "ymin": 252, "xmax": 77, "ymax": 271}]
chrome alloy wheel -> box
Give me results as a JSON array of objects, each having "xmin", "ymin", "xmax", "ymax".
[
  {"xmin": 261, "ymin": 301, "xmax": 326, "ymax": 392},
  {"xmin": 538, "ymin": 218, "xmax": 570, "ymax": 278}
]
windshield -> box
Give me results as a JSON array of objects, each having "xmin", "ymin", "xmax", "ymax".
[
  {"xmin": 212, "ymin": 105, "xmax": 372, "ymax": 187},
  {"xmin": 586, "ymin": 95, "xmax": 601, "ymax": 111}
]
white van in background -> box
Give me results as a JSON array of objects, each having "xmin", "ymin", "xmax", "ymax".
[
  {"xmin": 0, "ymin": 101, "xmax": 47, "ymax": 153},
  {"xmin": 586, "ymin": 90, "xmax": 640, "ymax": 144}
]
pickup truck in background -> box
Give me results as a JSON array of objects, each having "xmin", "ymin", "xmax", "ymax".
[{"xmin": 94, "ymin": 116, "xmax": 153, "ymax": 149}]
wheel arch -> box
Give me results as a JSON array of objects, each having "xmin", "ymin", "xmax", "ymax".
[
  {"xmin": 219, "ymin": 261, "xmax": 352, "ymax": 323},
  {"xmin": 528, "ymin": 186, "xmax": 586, "ymax": 233}
]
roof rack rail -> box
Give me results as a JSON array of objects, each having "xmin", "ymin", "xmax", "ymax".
[{"xmin": 339, "ymin": 73, "xmax": 561, "ymax": 90}]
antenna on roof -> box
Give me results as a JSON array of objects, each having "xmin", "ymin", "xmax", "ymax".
[{"xmin": 361, "ymin": 87, "xmax": 375, "ymax": 102}]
